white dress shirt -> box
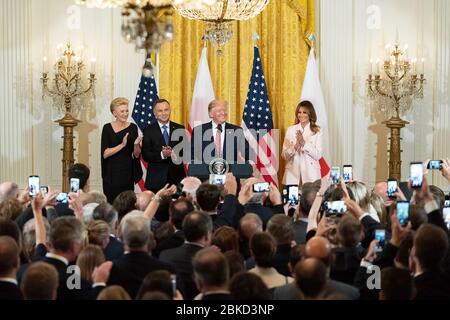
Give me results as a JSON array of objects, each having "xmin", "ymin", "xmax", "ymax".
[{"xmin": 212, "ymin": 121, "xmax": 225, "ymax": 156}]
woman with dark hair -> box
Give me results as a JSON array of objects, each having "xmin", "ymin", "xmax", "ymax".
[{"xmin": 281, "ymin": 100, "xmax": 323, "ymax": 185}]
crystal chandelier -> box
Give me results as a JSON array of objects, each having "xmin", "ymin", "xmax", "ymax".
[
  {"xmin": 174, "ymin": 0, "xmax": 270, "ymax": 53},
  {"xmin": 75, "ymin": 1, "xmax": 214, "ymax": 55}
]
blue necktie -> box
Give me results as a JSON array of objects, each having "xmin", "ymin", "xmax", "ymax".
[{"xmin": 162, "ymin": 125, "xmax": 169, "ymax": 145}]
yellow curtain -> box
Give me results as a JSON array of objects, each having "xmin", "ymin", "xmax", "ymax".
[{"xmin": 159, "ymin": 0, "xmax": 315, "ymax": 179}]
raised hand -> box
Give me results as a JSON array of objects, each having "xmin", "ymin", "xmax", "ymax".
[
  {"xmin": 441, "ymin": 158, "xmax": 450, "ymax": 183},
  {"xmin": 224, "ymin": 173, "xmax": 237, "ymax": 196},
  {"xmin": 156, "ymin": 183, "xmax": 177, "ymax": 198},
  {"xmin": 268, "ymin": 184, "xmax": 282, "ymax": 206},
  {"xmin": 134, "ymin": 135, "xmax": 143, "ymax": 146},
  {"xmin": 121, "ymin": 132, "xmax": 129, "ymax": 147}
]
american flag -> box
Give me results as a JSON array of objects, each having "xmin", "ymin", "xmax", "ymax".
[
  {"xmin": 131, "ymin": 59, "xmax": 159, "ymax": 191},
  {"xmin": 242, "ymin": 46, "xmax": 279, "ymax": 186}
]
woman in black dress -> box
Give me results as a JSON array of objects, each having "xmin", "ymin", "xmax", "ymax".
[{"xmin": 101, "ymin": 97, "xmax": 143, "ymax": 203}]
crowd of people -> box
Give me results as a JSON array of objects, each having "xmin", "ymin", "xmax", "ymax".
[{"xmin": 0, "ymin": 158, "xmax": 449, "ymax": 300}]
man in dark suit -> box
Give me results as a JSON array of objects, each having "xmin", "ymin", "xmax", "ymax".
[
  {"xmin": 142, "ymin": 99, "xmax": 186, "ymax": 193},
  {"xmin": 153, "ymin": 198, "xmax": 194, "ymax": 257},
  {"xmin": 191, "ymin": 99, "xmax": 249, "ymax": 165},
  {"xmin": 0, "ymin": 236, "xmax": 22, "ymax": 300},
  {"xmin": 107, "ymin": 213, "xmax": 176, "ymax": 299},
  {"xmin": 159, "ymin": 211, "xmax": 213, "ymax": 300},
  {"xmin": 193, "ymin": 247, "xmax": 231, "ymax": 300}
]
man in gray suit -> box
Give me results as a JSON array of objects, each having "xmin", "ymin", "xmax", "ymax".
[{"xmin": 273, "ymin": 236, "xmax": 360, "ymax": 300}]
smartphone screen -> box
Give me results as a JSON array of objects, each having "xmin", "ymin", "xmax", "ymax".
[
  {"xmin": 28, "ymin": 175, "xmax": 40, "ymax": 198},
  {"xmin": 443, "ymin": 207, "xmax": 450, "ymax": 230},
  {"xmin": 427, "ymin": 160, "xmax": 443, "ymax": 170},
  {"xmin": 253, "ymin": 182, "xmax": 270, "ymax": 193},
  {"xmin": 343, "ymin": 165, "xmax": 353, "ymax": 183},
  {"xmin": 70, "ymin": 178, "xmax": 80, "ymax": 193},
  {"xmin": 410, "ymin": 162, "xmax": 423, "ymax": 189},
  {"xmin": 209, "ymin": 174, "xmax": 226, "ymax": 185},
  {"xmin": 396, "ymin": 201, "xmax": 409, "ymax": 226},
  {"xmin": 40, "ymin": 186, "xmax": 49, "ymax": 195},
  {"xmin": 331, "ymin": 166, "xmax": 340, "ymax": 184},
  {"xmin": 56, "ymin": 192, "xmax": 68, "ymax": 204},
  {"xmin": 387, "ymin": 179, "xmax": 398, "ymax": 198},
  {"xmin": 324, "ymin": 200, "xmax": 347, "ymax": 215},
  {"xmin": 375, "ymin": 229, "xmax": 386, "ymax": 252},
  {"xmin": 287, "ymin": 185, "xmax": 299, "ymax": 205}
]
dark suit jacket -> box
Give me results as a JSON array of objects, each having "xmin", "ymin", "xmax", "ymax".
[
  {"xmin": 272, "ymin": 279, "xmax": 360, "ymax": 300},
  {"xmin": 142, "ymin": 121, "xmax": 186, "ymax": 192},
  {"xmin": 104, "ymin": 236, "xmax": 124, "ymax": 261},
  {"xmin": 39, "ymin": 256, "xmax": 103, "ymax": 300},
  {"xmin": 202, "ymin": 292, "xmax": 232, "ymax": 300},
  {"xmin": 159, "ymin": 243, "xmax": 203, "ymax": 300},
  {"xmin": 0, "ymin": 281, "xmax": 23, "ymax": 300},
  {"xmin": 293, "ymin": 220, "xmax": 308, "ymax": 245},
  {"xmin": 273, "ymin": 244, "xmax": 292, "ymax": 277},
  {"xmin": 153, "ymin": 230, "xmax": 185, "ymax": 258},
  {"xmin": 190, "ymin": 121, "xmax": 250, "ymax": 164},
  {"xmin": 414, "ymin": 270, "xmax": 450, "ymax": 300},
  {"xmin": 108, "ymin": 251, "xmax": 176, "ymax": 299}
]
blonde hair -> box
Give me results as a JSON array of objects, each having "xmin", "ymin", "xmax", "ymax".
[
  {"xmin": 86, "ymin": 220, "xmax": 110, "ymax": 247},
  {"xmin": 97, "ymin": 285, "xmax": 131, "ymax": 300},
  {"xmin": 76, "ymin": 245, "xmax": 105, "ymax": 282},
  {"xmin": 110, "ymin": 97, "xmax": 129, "ymax": 113},
  {"xmin": 208, "ymin": 99, "xmax": 228, "ymax": 113}
]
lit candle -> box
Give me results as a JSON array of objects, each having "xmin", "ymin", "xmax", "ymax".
[
  {"xmin": 411, "ymin": 57, "xmax": 417, "ymax": 74},
  {"xmin": 369, "ymin": 59, "xmax": 373, "ymax": 74},
  {"xmin": 42, "ymin": 56, "xmax": 48, "ymax": 72},
  {"xmin": 376, "ymin": 58, "xmax": 381, "ymax": 75},
  {"xmin": 90, "ymin": 57, "xmax": 96, "ymax": 74},
  {"xmin": 421, "ymin": 58, "xmax": 425, "ymax": 74}
]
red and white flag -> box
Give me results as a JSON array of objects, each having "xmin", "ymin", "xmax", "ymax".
[{"xmin": 300, "ymin": 47, "xmax": 330, "ymax": 177}]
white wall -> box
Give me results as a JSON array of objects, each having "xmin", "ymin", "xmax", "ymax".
[
  {"xmin": 0, "ymin": 0, "xmax": 145, "ymax": 191},
  {"xmin": 318, "ymin": 0, "xmax": 450, "ymax": 189}
]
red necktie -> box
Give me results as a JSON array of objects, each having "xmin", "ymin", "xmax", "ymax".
[{"xmin": 215, "ymin": 124, "xmax": 222, "ymax": 158}]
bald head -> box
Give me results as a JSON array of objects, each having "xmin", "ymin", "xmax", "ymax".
[
  {"xmin": 136, "ymin": 191, "xmax": 155, "ymax": 211},
  {"xmin": 181, "ymin": 177, "xmax": 202, "ymax": 200},
  {"xmin": 294, "ymin": 257, "xmax": 328, "ymax": 299},
  {"xmin": 306, "ymin": 236, "xmax": 332, "ymax": 259},
  {"xmin": 373, "ymin": 182, "xmax": 388, "ymax": 202},
  {"xmin": 239, "ymin": 213, "xmax": 263, "ymax": 240}
]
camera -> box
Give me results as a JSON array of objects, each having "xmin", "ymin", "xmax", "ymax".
[
  {"xmin": 427, "ymin": 160, "xmax": 443, "ymax": 170},
  {"xmin": 40, "ymin": 186, "xmax": 49, "ymax": 195},
  {"xmin": 410, "ymin": 162, "xmax": 423, "ymax": 189},
  {"xmin": 209, "ymin": 174, "xmax": 226, "ymax": 185},
  {"xmin": 387, "ymin": 179, "xmax": 397, "ymax": 198},
  {"xmin": 343, "ymin": 165, "xmax": 353, "ymax": 183},
  {"xmin": 70, "ymin": 178, "xmax": 80, "ymax": 193},
  {"xmin": 324, "ymin": 200, "xmax": 347, "ymax": 216},
  {"xmin": 396, "ymin": 201, "xmax": 409, "ymax": 226},
  {"xmin": 331, "ymin": 166, "xmax": 340, "ymax": 184},
  {"xmin": 252, "ymin": 182, "xmax": 270, "ymax": 193},
  {"xmin": 375, "ymin": 229, "xmax": 386, "ymax": 252},
  {"xmin": 56, "ymin": 192, "xmax": 68, "ymax": 204},
  {"xmin": 284, "ymin": 185, "xmax": 299, "ymax": 206},
  {"xmin": 28, "ymin": 175, "xmax": 40, "ymax": 198}
]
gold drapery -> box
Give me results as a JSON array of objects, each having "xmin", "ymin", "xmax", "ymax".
[{"xmin": 159, "ymin": 0, "xmax": 315, "ymax": 180}]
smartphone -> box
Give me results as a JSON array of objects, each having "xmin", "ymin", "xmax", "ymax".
[
  {"xmin": 375, "ymin": 229, "xmax": 386, "ymax": 252},
  {"xmin": 331, "ymin": 166, "xmax": 340, "ymax": 184},
  {"xmin": 396, "ymin": 201, "xmax": 409, "ymax": 226},
  {"xmin": 343, "ymin": 165, "xmax": 353, "ymax": 183},
  {"xmin": 40, "ymin": 186, "xmax": 49, "ymax": 195},
  {"xmin": 209, "ymin": 174, "xmax": 226, "ymax": 185},
  {"xmin": 387, "ymin": 179, "xmax": 398, "ymax": 198},
  {"xmin": 410, "ymin": 162, "xmax": 423, "ymax": 189},
  {"xmin": 444, "ymin": 195, "xmax": 450, "ymax": 208},
  {"xmin": 287, "ymin": 185, "xmax": 300, "ymax": 206},
  {"xmin": 56, "ymin": 192, "xmax": 68, "ymax": 204},
  {"xmin": 170, "ymin": 274, "xmax": 177, "ymax": 298},
  {"xmin": 28, "ymin": 175, "xmax": 40, "ymax": 198},
  {"xmin": 70, "ymin": 178, "xmax": 80, "ymax": 193},
  {"xmin": 427, "ymin": 160, "xmax": 443, "ymax": 170},
  {"xmin": 324, "ymin": 200, "xmax": 347, "ymax": 216},
  {"xmin": 253, "ymin": 182, "xmax": 270, "ymax": 193},
  {"xmin": 175, "ymin": 183, "xmax": 184, "ymax": 198}
]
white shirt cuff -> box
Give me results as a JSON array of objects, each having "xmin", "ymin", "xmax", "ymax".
[
  {"xmin": 161, "ymin": 151, "xmax": 166, "ymax": 159},
  {"xmin": 92, "ymin": 282, "xmax": 106, "ymax": 288}
]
